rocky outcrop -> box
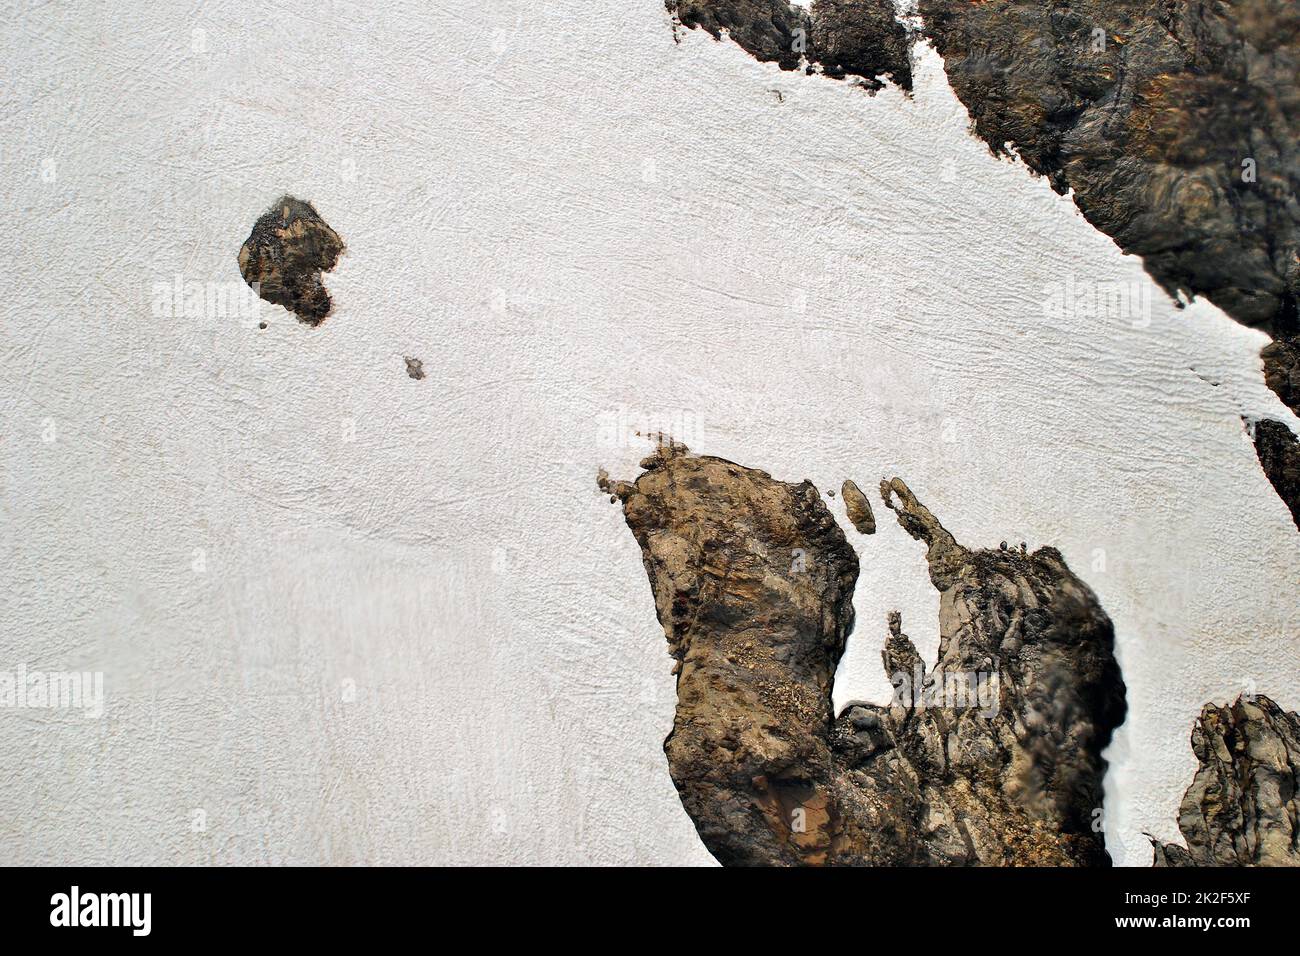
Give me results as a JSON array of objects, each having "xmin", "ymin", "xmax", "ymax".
[
  {"xmin": 841, "ymin": 479, "xmax": 876, "ymax": 534},
  {"xmin": 601, "ymin": 442, "xmax": 1125, "ymax": 865},
  {"xmin": 919, "ymin": 0, "xmax": 1299, "ymax": 341},
  {"xmin": 917, "ymin": 1, "xmax": 1300, "ymax": 520},
  {"xmin": 238, "ymin": 196, "xmax": 345, "ymax": 325},
  {"xmin": 667, "ymin": 0, "xmax": 1300, "ymax": 528},
  {"xmin": 1263, "ymin": 337, "xmax": 1300, "ymax": 417},
  {"xmin": 667, "ymin": 0, "xmax": 912, "ymax": 91},
  {"xmin": 1250, "ymin": 418, "xmax": 1300, "ymax": 529},
  {"xmin": 1153, "ymin": 695, "xmax": 1300, "ymax": 866},
  {"xmin": 599, "ymin": 440, "xmax": 860, "ymax": 864}
]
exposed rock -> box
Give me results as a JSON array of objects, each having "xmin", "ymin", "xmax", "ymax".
[
  {"xmin": 1263, "ymin": 337, "xmax": 1300, "ymax": 417},
  {"xmin": 808, "ymin": 0, "xmax": 914, "ymax": 88},
  {"xmin": 668, "ymin": 0, "xmax": 807, "ymax": 72},
  {"xmin": 840, "ymin": 478, "xmax": 876, "ymax": 534},
  {"xmin": 1153, "ymin": 695, "xmax": 1300, "ymax": 866},
  {"xmin": 667, "ymin": 0, "xmax": 912, "ymax": 91},
  {"xmin": 602, "ymin": 442, "xmax": 1125, "ymax": 865},
  {"xmin": 919, "ymin": 0, "xmax": 1299, "ymax": 341},
  {"xmin": 599, "ymin": 440, "xmax": 859, "ymax": 864},
  {"xmin": 669, "ymin": 1, "xmax": 1299, "ymax": 338},
  {"xmin": 668, "ymin": 0, "xmax": 1300, "ymax": 527},
  {"xmin": 1250, "ymin": 418, "xmax": 1300, "ymax": 529},
  {"xmin": 238, "ymin": 196, "xmax": 345, "ymax": 326},
  {"xmin": 918, "ymin": 1, "xmax": 1300, "ymax": 466},
  {"xmin": 404, "ymin": 356, "xmax": 426, "ymax": 380}
]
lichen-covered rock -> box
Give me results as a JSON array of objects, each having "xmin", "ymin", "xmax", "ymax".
[
  {"xmin": 835, "ymin": 477, "xmax": 1126, "ymax": 865},
  {"xmin": 238, "ymin": 196, "xmax": 345, "ymax": 325},
  {"xmin": 1153, "ymin": 696, "xmax": 1300, "ymax": 867},
  {"xmin": 1251, "ymin": 418, "xmax": 1300, "ymax": 530},
  {"xmin": 602, "ymin": 443, "xmax": 1125, "ymax": 865},
  {"xmin": 667, "ymin": 0, "xmax": 912, "ymax": 91}
]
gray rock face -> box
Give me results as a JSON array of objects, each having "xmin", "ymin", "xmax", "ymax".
[
  {"xmin": 238, "ymin": 196, "xmax": 345, "ymax": 326},
  {"xmin": 602, "ymin": 442, "xmax": 1125, "ymax": 865},
  {"xmin": 667, "ymin": 0, "xmax": 912, "ymax": 91},
  {"xmin": 1153, "ymin": 696, "xmax": 1300, "ymax": 866},
  {"xmin": 1250, "ymin": 418, "xmax": 1300, "ymax": 530}
]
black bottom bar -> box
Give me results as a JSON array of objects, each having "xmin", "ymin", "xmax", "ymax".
[{"xmin": 2, "ymin": 865, "xmax": 1290, "ymax": 942}]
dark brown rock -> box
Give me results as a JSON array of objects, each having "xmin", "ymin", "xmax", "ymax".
[
  {"xmin": 1251, "ymin": 418, "xmax": 1300, "ymax": 529},
  {"xmin": 919, "ymin": 0, "xmax": 1299, "ymax": 340},
  {"xmin": 404, "ymin": 356, "xmax": 426, "ymax": 380},
  {"xmin": 1153, "ymin": 695, "xmax": 1300, "ymax": 866},
  {"xmin": 602, "ymin": 443, "xmax": 1125, "ymax": 865},
  {"xmin": 238, "ymin": 196, "xmax": 345, "ymax": 326},
  {"xmin": 1262, "ymin": 337, "xmax": 1300, "ymax": 417},
  {"xmin": 667, "ymin": 0, "xmax": 912, "ymax": 91},
  {"xmin": 805, "ymin": 0, "xmax": 913, "ymax": 87}
]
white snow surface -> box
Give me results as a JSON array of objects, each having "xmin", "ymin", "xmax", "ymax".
[{"xmin": 1, "ymin": 2, "xmax": 1297, "ymax": 865}]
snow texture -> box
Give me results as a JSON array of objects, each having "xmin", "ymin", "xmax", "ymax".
[{"xmin": 1, "ymin": 1, "xmax": 1296, "ymax": 865}]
